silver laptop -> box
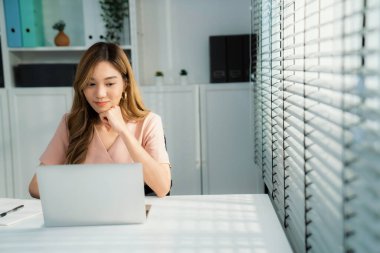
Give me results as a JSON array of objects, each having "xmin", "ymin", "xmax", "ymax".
[{"xmin": 37, "ymin": 163, "xmax": 146, "ymax": 227}]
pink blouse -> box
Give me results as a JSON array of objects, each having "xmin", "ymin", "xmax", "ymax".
[{"xmin": 40, "ymin": 112, "xmax": 170, "ymax": 165}]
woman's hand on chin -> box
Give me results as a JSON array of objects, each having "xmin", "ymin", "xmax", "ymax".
[{"xmin": 99, "ymin": 105, "xmax": 126, "ymax": 133}]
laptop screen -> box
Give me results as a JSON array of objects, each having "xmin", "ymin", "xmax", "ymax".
[{"xmin": 37, "ymin": 163, "xmax": 146, "ymax": 227}]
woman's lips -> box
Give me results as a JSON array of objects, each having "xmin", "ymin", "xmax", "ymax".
[{"xmin": 95, "ymin": 101, "xmax": 108, "ymax": 107}]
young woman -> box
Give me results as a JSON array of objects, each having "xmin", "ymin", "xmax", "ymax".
[{"xmin": 29, "ymin": 42, "xmax": 171, "ymax": 198}]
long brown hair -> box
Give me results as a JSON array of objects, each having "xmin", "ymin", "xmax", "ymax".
[{"xmin": 65, "ymin": 42, "xmax": 149, "ymax": 164}]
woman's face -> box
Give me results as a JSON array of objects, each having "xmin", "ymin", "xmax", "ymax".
[{"xmin": 83, "ymin": 61, "xmax": 125, "ymax": 113}]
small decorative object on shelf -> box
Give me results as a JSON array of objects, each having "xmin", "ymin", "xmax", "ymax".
[
  {"xmin": 53, "ymin": 20, "xmax": 70, "ymax": 46},
  {"xmin": 180, "ymin": 69, "xmax": 188, "ymax": 86},
  {"xmin": 155, "ymin": 71, "xmax": 164, "ymax": 86},
  {"xmin": 99, "ymin": 0, "xmax": 129, "ymax": 44}
]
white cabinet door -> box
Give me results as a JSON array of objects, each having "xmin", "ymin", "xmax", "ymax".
[
  {"xmin": 9, "ymin": 88, "xmax": 72, "ymax": 198},
  {"xmin": 200, "ymin": 83, "xmax": 262, "ymax": 194},
  {"xmin": 141, "ymin": 85, "xmax": 202, "ymax": 195},
  {"xmin": 0, "ymin": 90, "xmax": 13, "ymax": 197}
]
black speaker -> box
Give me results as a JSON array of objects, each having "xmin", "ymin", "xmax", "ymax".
[
  {"xmin": 242, "ymin": 34, "xmax": 250, "ymax": 82},
  {"xmin": 250, "ymin": 34, "xmax": 258, "ymax": 80},
  {"xmin": 14, "ymin": 64, "xmax": 77, "ymax": 87},
  {"xmin": 226, "ymin": 35, "xmax": 244, "ymax": 82},
  {"xmin": 210, "ymin": 34, "xmax": 257, "ymax": 83},
  {"xmin": 209, "ymin": 36, "xmax": 227, "ymax": 83}
]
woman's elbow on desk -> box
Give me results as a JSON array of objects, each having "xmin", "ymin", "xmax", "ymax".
[
  {"xmin": 150, "ymin": 164, "xmax": 171, "ymax": 198},
  {"xmin": 29, "ymin": 174, "xmax": 40, "ymax": 199},
  {"xmin": 155, "ymin": 186, "xmax": 171, "ymax": 198}
]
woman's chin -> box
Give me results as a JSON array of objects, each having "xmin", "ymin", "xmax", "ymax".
[{"xmin": 93, "ymin": 106, "xmax": 110, "ymax": 114}]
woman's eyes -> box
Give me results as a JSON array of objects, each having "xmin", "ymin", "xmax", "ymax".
[{"xmin": 87, "ymin": 83, "xmax": 114, "ymax": 87}]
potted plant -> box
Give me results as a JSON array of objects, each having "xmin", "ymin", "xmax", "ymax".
[
  {"xmin": 53, "ymin": 20, "xmax": 70, "ymax": 46},
  {"xmin": 155, "ymin": 71, "xmax": 164, "ymax": 86},
  {"xmin": 179, "ymin": 69, "xmax": 188, "ymax": 85},
  {"xmin": 99, "ymin": 0, "xmax": 129, "ymax": 44}
]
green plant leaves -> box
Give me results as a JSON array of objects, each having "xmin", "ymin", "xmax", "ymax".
[{"xmin": 99, "ymin": 0, "xmax": 129, "ymax": 44}]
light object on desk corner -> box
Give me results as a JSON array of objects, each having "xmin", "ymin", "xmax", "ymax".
[
  {"xmin": 53, "ymin": 20, "xmax": 70, "ymax": 46},
  {"xmin": 155, "ymin": 71, "xmax": 164, "ymax": 86},
  {"xmin": 179, "ymin": 69, "xmax": 188, "ymax": 86}
]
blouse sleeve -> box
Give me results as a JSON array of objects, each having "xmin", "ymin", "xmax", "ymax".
[
  {"xmin": 142, "ymin": 113, "xmax": 170, "ymax": 165},
  {"xmin": 39, "ymin": 114, "xmax": 69, "ymax": 165}
]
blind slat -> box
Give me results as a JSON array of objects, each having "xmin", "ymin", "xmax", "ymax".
[{"xmin": 253, "ymin": 0, "xmax": 379, "ymax": 252}]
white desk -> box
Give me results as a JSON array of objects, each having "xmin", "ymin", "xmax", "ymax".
[{"xmin": 0, "ymin": 194, "xmax": 293, "ymax": 253}]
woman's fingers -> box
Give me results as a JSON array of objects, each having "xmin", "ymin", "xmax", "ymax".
[
  {"xmin": 99, "ymin": 106, "xmax": 124, "ymax": 132},
  {"xmin": 99, "ymin": 112, "xmax": 111, "ymax": 131}
]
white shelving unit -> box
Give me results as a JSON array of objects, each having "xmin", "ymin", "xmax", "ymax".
[{"xmin": 0, "ymin": 0, "xmax": 139, "ymax": 89}]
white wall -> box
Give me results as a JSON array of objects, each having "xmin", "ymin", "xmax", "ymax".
[{"xmin": 137, "ymin": 0, "xmax": 251, "ymax": 85}]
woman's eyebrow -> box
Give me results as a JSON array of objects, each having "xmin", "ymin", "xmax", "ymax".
[
  {"xmin": 104, "ymin": 76, "xmax": 118, "ymax": 80},
  {"xmin": 89, "ymin": 76, "xmax": 118, "ymax": 81}
]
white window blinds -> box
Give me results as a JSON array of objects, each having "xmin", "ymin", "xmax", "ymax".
[{"xmin": 252, "ymin": 0, "xmax": 380, "ymax": 252}]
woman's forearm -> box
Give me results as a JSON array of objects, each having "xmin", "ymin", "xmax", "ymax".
[{"xmin": 119, "ymin": 128, "xmax": 171, "ymax": 197}]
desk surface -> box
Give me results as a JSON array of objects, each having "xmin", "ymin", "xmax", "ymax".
[{"xmin": 0, "ymin": 194, "xmax": 293, "ymax": 253}]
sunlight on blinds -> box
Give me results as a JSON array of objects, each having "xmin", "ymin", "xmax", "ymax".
[{"xmin": 252, "ymin": 0, "xmax": 380, "ymax": 252}]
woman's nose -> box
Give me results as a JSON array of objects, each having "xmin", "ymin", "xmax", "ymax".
[{"xmin": 95, "ymin": 85, "xmax": 106, "ymax": 98}]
